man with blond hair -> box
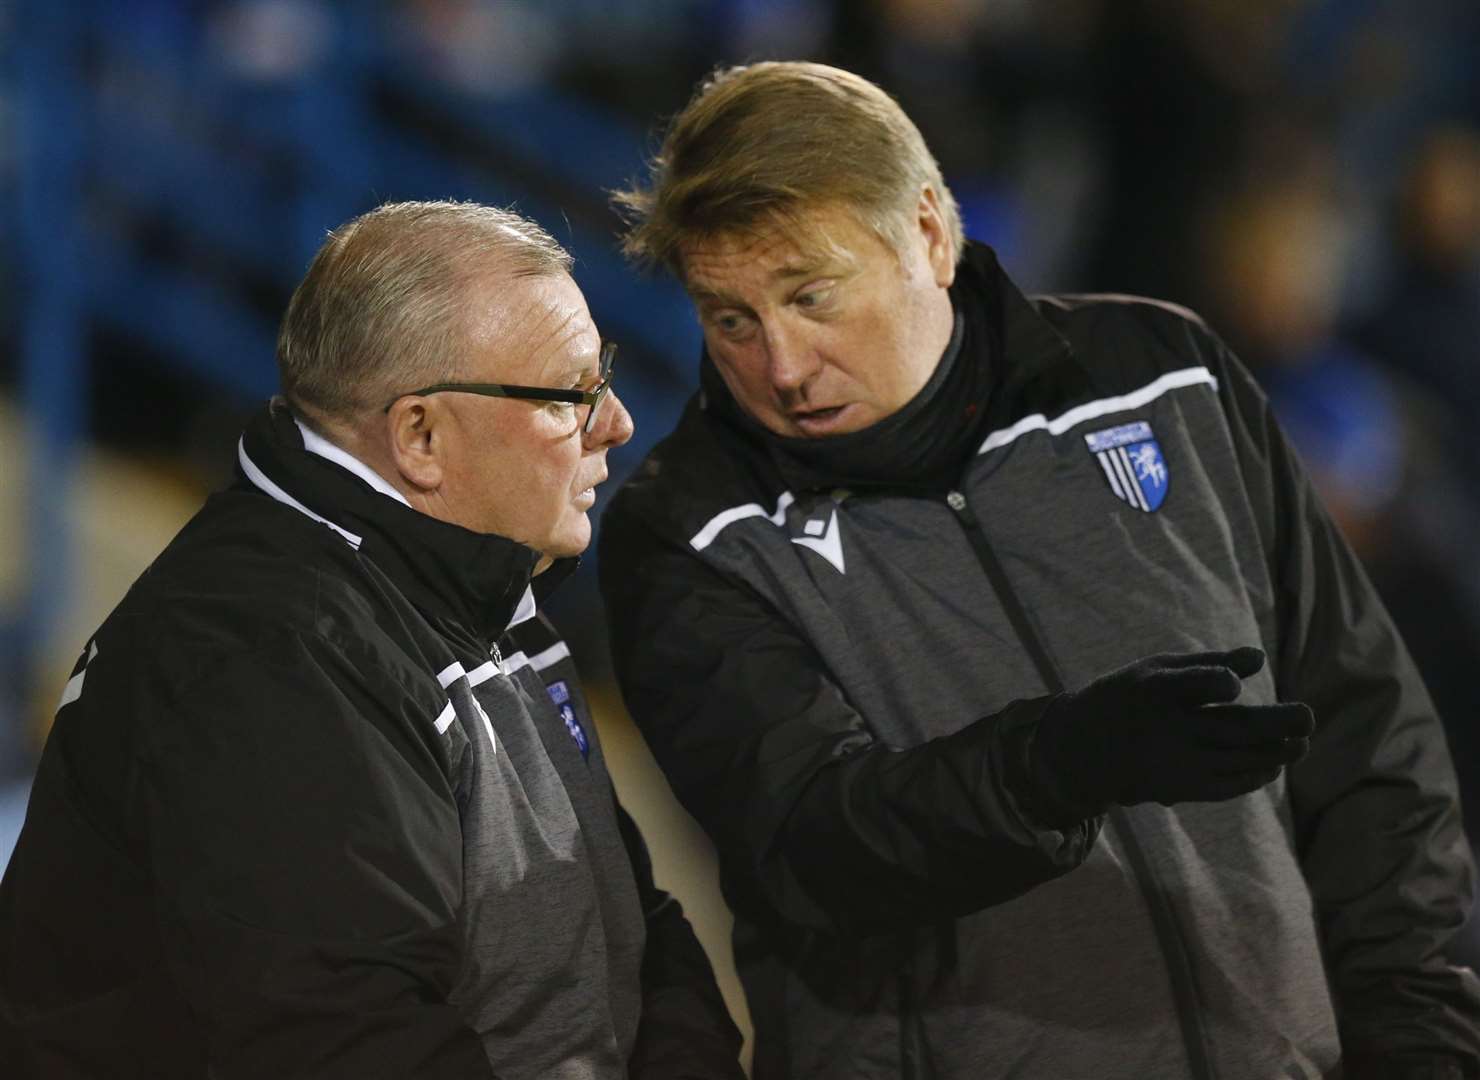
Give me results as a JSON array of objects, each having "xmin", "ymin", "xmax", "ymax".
[
  {"xmin": 0, "ymin": 201, "xmax": 744, "ymax": 1079},
  {"xmin": 601, "ymin": 62, "xmax": 1480, "ymax": 1079}
]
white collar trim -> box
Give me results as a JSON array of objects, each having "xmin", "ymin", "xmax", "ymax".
[
  {"xmin": 508, "ymin": 586, "xmax": 537, "ymax": 630},
  {"xmin": 295, "ymin": 418, "xmax": 412, "ymax": 507}
]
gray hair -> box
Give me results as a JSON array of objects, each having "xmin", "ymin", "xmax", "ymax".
[{"xmin": 277, "ymin": 200, "xmax": 573, "ymax": 420}]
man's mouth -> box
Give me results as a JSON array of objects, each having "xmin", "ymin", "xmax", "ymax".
[
  {"xmin": 574, "ymin": 471, "xmax": 608, "ymax": 505},
  {"xmin": 791, "ymin": 404, "xmax": 850, "ymax": 435}
]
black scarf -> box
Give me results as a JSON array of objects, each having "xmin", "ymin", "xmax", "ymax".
[{"xmin": 700, "ymin": 249, "xmax": 1003, "ymax": 494}]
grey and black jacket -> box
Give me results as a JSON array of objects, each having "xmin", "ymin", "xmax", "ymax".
[
  {"xmin": 599, "ymin": 244, "xmax": 1480, "ymax": 1079},
  {"xmin": 0, "ymin": 401, "xmax": 743, "ymax": 1080}
]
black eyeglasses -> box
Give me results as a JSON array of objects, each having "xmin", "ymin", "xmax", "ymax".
[{"xmin": 385, "ymin": 341, "xmax": 617, "ymax": 434}]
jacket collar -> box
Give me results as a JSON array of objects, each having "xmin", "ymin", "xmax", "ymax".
[
  {"xmin": 960, "ymin": 243, "xmax": 1088, "ymax": 430},
  {"xmin": 236, "ymin": 399, "xmax": 567, "ymax": 643}
]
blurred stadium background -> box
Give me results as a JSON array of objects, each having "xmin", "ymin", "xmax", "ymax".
[{"xmin": 2, "ymin": 0, "xmax": 1478, "ymax": 1067}]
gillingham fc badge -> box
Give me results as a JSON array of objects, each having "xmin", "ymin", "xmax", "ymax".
[
  {"xmin": 1085, "ymin": 421, "xmax": 1168, "ymax": 512},
  {"xmin": 546, "ymin": 679, "xmax": 589, "ymax": 759}
]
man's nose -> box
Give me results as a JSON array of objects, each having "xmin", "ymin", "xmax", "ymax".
[
  {"xmin": 585, "ymin": 388, "xmax": 634, "ymax": 450},
  {"xmin": 765, "ymin": 323, "xmax": 821, "ymax": 395}
]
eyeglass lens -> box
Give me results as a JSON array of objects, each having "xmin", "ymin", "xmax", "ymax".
[{"xmin": 583, "ymin": 344, "xmax": 616, "ymax": 434}]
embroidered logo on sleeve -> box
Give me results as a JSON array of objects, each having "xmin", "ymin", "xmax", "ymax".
[
  {"xmin": 1085, "ymin": 421, "xmax": 1168, "ymax": 512},
  {"xmin": 547, "ymin": 680, "xmax": 589, "ymax": 759}
]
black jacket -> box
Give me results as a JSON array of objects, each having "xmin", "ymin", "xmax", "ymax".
[
  {"xmin": 0, "ymin": 401, "xmax": 743, "ymax": 1079},
  {"xmin": 600, "ymin": 245, "xmax": 1480, "ymax": 1079}
]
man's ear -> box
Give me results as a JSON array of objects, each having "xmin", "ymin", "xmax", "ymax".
[
  {"xmin": 918, "ymin": 185, "xmax": 957, "ymax": 289},
  {"xmin": 385, "ymin": 397, "xmax": 445, "ymax": 492}
]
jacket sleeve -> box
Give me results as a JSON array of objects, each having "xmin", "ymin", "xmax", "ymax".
[
  {"xmin": 615, "ymin": 801, "xmax": 746, "ymax": 1079},
  {"xmin": 598, "ymin": 497, "xmax": 1098, "ymax": 940},
  {"xmin": 1216, "ymin": 342, "xmax": 1480, "ymax": 1076},
  {"xmin": 136, "ymin": 635, "xmax": 494, "ymax": 1080}
]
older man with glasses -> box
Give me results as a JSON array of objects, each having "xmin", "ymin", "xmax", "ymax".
[{"xmin": 0, "ymin": 201, "xmax": 744, "ymax": 1080}]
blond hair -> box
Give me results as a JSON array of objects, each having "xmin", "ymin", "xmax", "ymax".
[
  {"xmin": 614, "ymin": 61, "xmax": 963, "ymax": 275},
  {"xmin": 277, "ymin": 200, "xmax": 572, "ymax": 420}
]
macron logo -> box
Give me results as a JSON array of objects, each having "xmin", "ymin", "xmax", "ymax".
[{"xmin": 791, "ymin": 509, "xmax": 846, "ymax": 574}]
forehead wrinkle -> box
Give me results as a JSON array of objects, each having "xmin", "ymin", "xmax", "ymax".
[
  {"xmin": 683, "ymin": 217, "xmax": 861, "ymax": 302},
  {"xmin": 525, "ymin": 308, "xmax": 598, "ymax": 382},
  {"xmin": 465, "ymin": 273, "xmax": 596, "ymax": 381},
  {"xmin": 478, "ymin": 287, "xmax": 578, "ymax": 345}
]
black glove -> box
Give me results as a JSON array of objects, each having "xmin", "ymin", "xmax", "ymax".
[{"xmin": 1029, "ymin": 647, "xmax": 1313, "ymax": 823}]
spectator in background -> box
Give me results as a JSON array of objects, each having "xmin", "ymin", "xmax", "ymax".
[
  {"xmin": 1360, "ymin": 127, "xmax": 1480, "ymax": 501},
  {"xmin": 601, "ymin": 60, "xmax": 1480, "ymax": 1079},
  {"xmin": 1198, "ymin": 170, "xmax": 1355, "ymax": 376},
  {"xmin": 0, "ymin": 201, "xmax": 744, "ymax": 1080},
  {"xmin": 1203, "ymin": 171, "xmax": 1480, "ymax": 846}
]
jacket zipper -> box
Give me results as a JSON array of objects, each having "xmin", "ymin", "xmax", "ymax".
[{"xmin": 944, "ymin": 489, "xmax": 1217, "ymax": 1080}]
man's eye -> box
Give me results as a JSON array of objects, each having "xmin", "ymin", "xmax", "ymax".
[
  {"xmin": 712, "ymin": 312, "xmax": 754, "ymax": 338},
  {"xmin": 795, "ymin": 283, "xmax": 834, "ymax": 310}
]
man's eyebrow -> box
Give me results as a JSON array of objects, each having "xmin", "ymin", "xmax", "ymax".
[
  {"xmin": 564, "ymin": 359, "xmax": 599, "ymax": 383},
  {"xmin": 686, "ymin": 285, "xmax": 742, "ymax": 307},
  {"xmin": 547, "ymin": 351, "xmax": 597, "ymax": 384}
]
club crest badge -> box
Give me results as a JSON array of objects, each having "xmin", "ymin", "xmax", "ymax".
[
  {"xmin": 1084, "ymin": 421, "xmax": 1168, "ymax": 512},
  {"xmin": 547, "ymin": 679, "xmax": 589, "ymax": 759}
]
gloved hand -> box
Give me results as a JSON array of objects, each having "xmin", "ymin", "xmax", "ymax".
[{"xmin": 1029, "ymin": 647, "xmax": 1313, "ymax": 821}]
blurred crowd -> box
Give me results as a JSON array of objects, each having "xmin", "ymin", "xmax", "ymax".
[{"xmin": 4, "ymin": 0, "xmax": 1479, "ymax": 859}]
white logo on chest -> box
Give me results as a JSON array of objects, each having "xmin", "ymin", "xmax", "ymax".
[{"xmin": 791, "ymin": 509, "xmax": 846, "ymax": 574}]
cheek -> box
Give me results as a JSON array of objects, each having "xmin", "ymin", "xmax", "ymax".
[
  {"xmin": 875, "ymin": 311, "xmax": 933, "ymax": 395},
  {"xmin": 536, "ymin": 434, "xmax": 585, "ymax": 500},
  {"xmin": 503, "ymin": 456, "xmax": 579, "ymax": 545},
  {"xmin": 712, "ymin": 363, "xmax": 774, "ymax": 421},
  {"xmin": 708, "ymin": 339, "xmax": 765, "ymax": 386},
  {"xmin": 482, "ymin": 423, "xmax": 581, "ymax": 530}
]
